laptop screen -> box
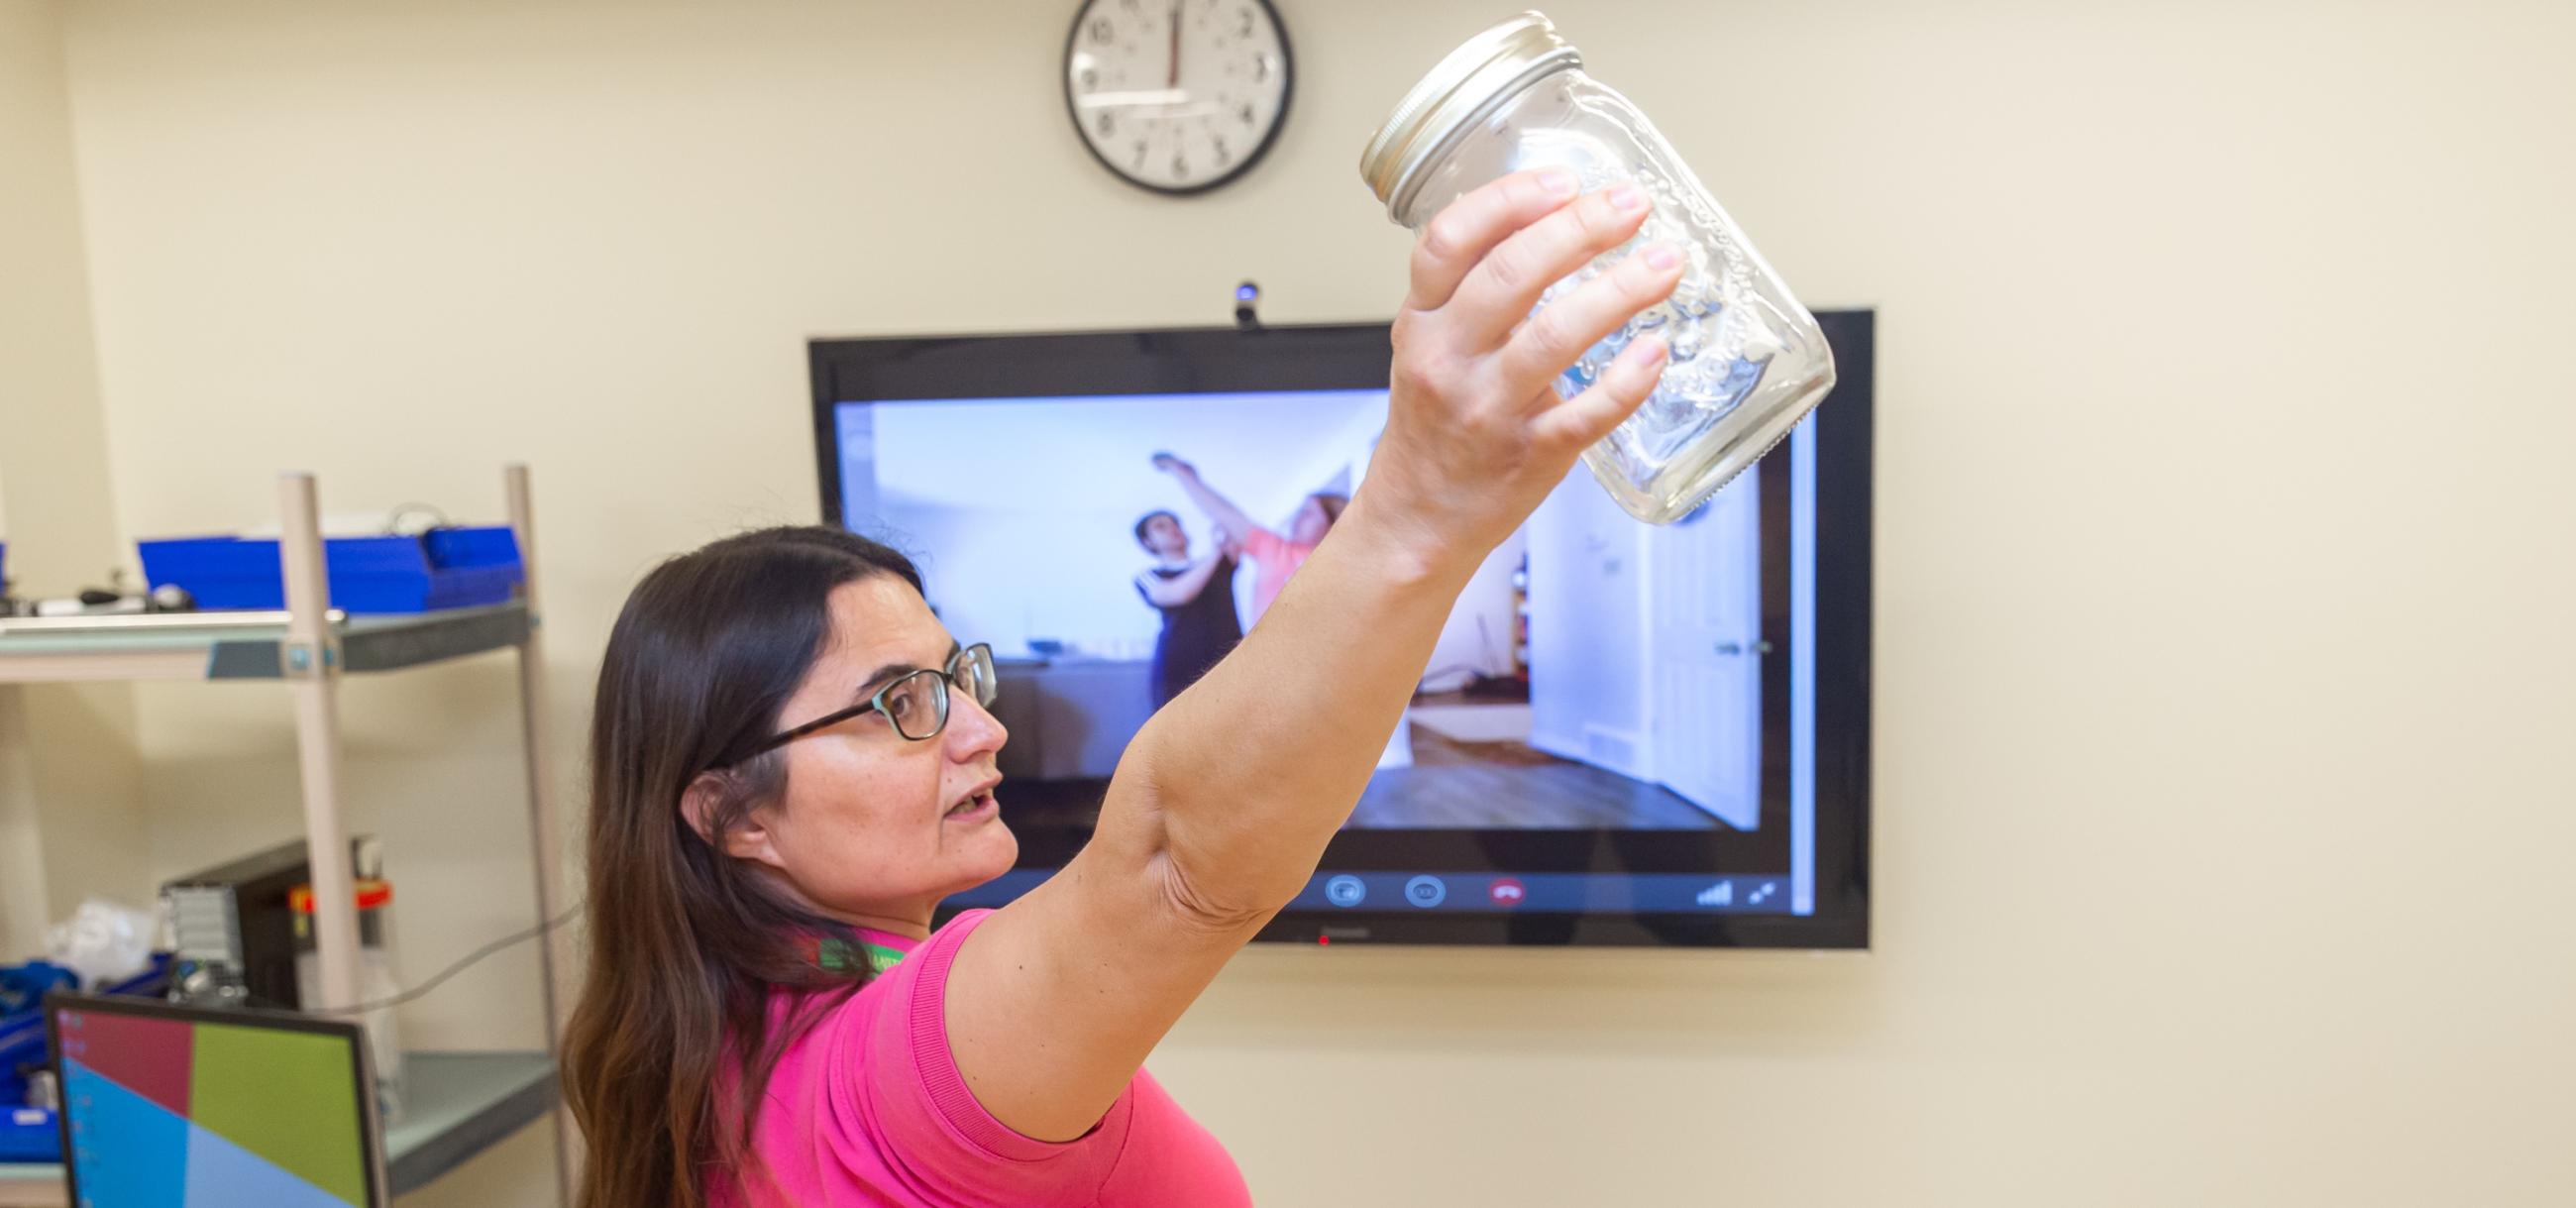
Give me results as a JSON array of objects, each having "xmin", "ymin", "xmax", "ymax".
[{"xmin": 48, "ymin": 994, "xmax": 381, "ymax": 1208}]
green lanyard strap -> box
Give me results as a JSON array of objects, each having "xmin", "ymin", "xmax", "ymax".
[{"xmin": 807, "ymin": 934, "xmax": 910, "ymax": 974}]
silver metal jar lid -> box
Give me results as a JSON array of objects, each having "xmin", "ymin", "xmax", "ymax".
[{"xmin": 1359, "ymin": 11, "xmax": 1582, "ymax": 221}]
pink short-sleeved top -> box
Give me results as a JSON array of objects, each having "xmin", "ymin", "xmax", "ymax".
[
  {"xmin": 707, "ymin": 909, "xmax": 1251, "ymax": 1208},
  {"xmin": 1238, "ymin": 527, "xmax": 1318, "ymax": 628}
]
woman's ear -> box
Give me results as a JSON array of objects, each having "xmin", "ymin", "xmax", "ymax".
[{"xmin": 681, "ymin": 772, "xmax": 786, "ymax": 869}]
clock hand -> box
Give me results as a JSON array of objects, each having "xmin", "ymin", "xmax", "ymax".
[{"xmin": 1167, "ymin": 0, "xmax": 1181, "ymax": 90}]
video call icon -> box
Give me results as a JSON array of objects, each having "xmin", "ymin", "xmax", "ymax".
[
  {"xmin": 1325, "ymin": 875, "xmax": 1366, "ymax": 908},
  {"xmin": 1403, "ymin": 876, "xmax": 1448, "ymax": 908}
]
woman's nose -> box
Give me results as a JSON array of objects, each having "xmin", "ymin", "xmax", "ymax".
[{"xmin": 946, "ymin": 692, "xmax": 1008, "ymax": 758}]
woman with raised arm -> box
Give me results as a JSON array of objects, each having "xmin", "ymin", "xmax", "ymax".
[
  {"xmin": 1151, "ymin": 454, "xmax": 1344, "ymax": 630},
  {"xmin": 562, "ymin": 168, "xmax": 1681, "ymax": 1207}
]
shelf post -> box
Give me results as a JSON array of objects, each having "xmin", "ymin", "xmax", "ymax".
[
  {"xmin": 506, "ymin": 463, "xmax": 580, "ymax": 1204},
  {"xmin": 278, "ymin": 472, "xmax": 363, "ymax": 1014}
]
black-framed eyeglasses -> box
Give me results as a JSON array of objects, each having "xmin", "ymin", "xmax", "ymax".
[{"xmin": 735, "ymin": 643, "xmax": 998, "ymax": 761}]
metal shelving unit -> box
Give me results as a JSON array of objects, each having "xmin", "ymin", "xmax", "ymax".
[{"xmin": 0, "ymin": 466, "xmax": 574, "ymax": 1206}]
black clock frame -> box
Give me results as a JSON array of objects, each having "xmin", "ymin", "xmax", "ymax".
[{"xmin": 1061, "ymin": 0, "xmax": 1295, "ymax": 197}]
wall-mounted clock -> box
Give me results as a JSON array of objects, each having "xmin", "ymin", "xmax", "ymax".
[{"xmin": 1064, "ymin": 0, "xmax": 1293, "ymax": 195}]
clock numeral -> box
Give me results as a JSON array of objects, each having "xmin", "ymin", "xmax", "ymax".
[
  {"xmin": 1079, "ymin": 67, "xmax": 1098, "ymax": 90},
  {"xmin": 1172, "ymin": 153, "xmax": 1189, "ymax": 178},
  {"xmin": 1214, "ymin": 138, "xmax": 1232, "ymax": 167},
  {"xmin": 1237, "ymin": 6, "xmax": 1254, "ymax": 38},
  {"xmin": 1254, "ymin": 55, "xmax": 1272, "ymax": 83},
  {"xmin": 1237, "ymin": 102, "xmax": 1255, "ymax": 126},
  {"xmin": 1097, "ymin": 112, "xmax": 1116, "ymax": 138},
  {"xmin": 1091, "ymin": 18, "xmax": 1114, "ymax": 44},
  {"xmin": 1133, "ymin": 141, "xmax": 1148, "ymax": 171}
]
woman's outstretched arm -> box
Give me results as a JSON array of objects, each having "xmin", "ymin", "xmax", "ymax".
[
  {"xmin": 1158, "ymin": 457, "xmax": 1262, "ymax": 543},
  {"xmin": 952, "ymin": 169, "xmax": 1680, "ymax": 1141}
]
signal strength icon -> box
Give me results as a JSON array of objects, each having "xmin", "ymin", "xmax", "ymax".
[{"xmin": 1696, "ymin": 881, "xmax": 1734, "ymax": 907}]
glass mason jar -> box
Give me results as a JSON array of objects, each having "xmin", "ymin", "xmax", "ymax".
[{"xmin": 1361, "ymin": 12, "xmax": 1836, "ymax": 524}]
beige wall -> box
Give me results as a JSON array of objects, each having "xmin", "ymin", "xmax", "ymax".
[
  {"xmin": 0, "ymin": 0, "xmax": 148, "ymax": 959},
  {"xmin": 31, "ymin": 0, "xmax": 2576, "ymax": 1204}
]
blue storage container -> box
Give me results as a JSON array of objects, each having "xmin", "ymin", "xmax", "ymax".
[
  {"xmin": 0, "ymin": 955, "xmax": 169, "ymax": 1165},
  {"xmin": 422, "ymin": 525, "xmax": 522, "ymax": 574},
  {"xmin": 0, "ymin": 1107, "xmax": 55, "ymax": 1164},
  {"xmin": 138, "ymin": 526, "xmax": 523, "ymax": 614}
]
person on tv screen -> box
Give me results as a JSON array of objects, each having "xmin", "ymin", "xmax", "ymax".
[
  {"xmin": 1130, "ymin": 509, "xmax": 1243, "ymax": 708},
  {"xmin": 563, "ymin": 169, "xmax": 1684, "ymax": 1208},
  {"xmin": 1151, "ymin": 453, "xmax": 1345, "ymax": 628}
]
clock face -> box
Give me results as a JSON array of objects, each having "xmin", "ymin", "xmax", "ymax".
[{"xmin": 1064, "ymin": 0, "xmax": 1293, "ymax": 195}]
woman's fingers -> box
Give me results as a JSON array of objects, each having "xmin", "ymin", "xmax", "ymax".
[
  {"xmin": 1533, "ymin": 335, "xmax": 1669, "ymax": 452},
  {"xmin": 1442, "ymin": 184, "xmax": 1653, "ymax": 351},
  {"xmin": 1404, "ymin": 168, "xmax": 1581, "ymax": 312},
  {"xmin": 1498, "ymin": 240, "xmax": 1685, "ymax": 400}
]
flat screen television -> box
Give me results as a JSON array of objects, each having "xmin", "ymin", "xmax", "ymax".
[{"xmin": 808, "ymin": 314, "xmax": 1872, "ymax": 947}]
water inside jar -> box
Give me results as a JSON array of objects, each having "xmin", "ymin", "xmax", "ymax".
[{"xmin": 1517, "ymin": 131, "xmax": 1786, "ymax": 472}]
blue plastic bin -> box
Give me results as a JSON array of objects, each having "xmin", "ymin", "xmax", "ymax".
[
  {"xmin": 138, "ymin": 526, "xmax": 523, "ymax": 614},
  {"xmin": 0, "ymin": 955, "xmax": 170, "ymax": 1164}
]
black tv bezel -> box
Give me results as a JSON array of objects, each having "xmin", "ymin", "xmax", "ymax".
[{"xmin": 808, "ymin": 315, "xmax": 1873, "ymax": 949}]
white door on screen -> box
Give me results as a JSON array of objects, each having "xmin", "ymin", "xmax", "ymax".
[
  {"xmin": 1523, "ymin": 472, "xmax": 1653, "ymax": 779},
  {"xmin": 1644, "ymin": 466, "xmax": 1763, "ymax": 829}
]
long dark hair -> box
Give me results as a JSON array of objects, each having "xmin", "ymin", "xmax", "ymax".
[{"xmin": 563, "ymin": 526, "xmax": 924, "ymax": 1208}]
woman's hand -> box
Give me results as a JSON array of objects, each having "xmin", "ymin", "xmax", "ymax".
[{"xmin": 1348, "ymin": 169, "xmax": 1682, "ymax": 574}]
